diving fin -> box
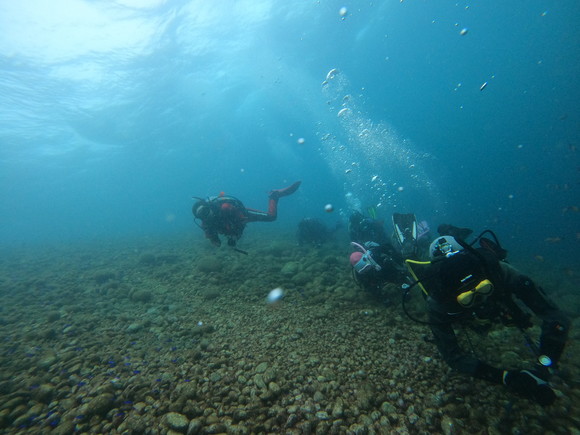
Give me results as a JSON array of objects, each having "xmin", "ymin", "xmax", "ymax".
[
  {"xmin": 479, "ymin": 237, "xmax": 508, "ymax": 261},
  {"xmin": 367, "ymin": 206, "xmax": 377, "ymax": 220},
  {"xmin": 393, "ymin": 213, "xmax": 418, "ymax": 258},
  {"xmin": 437, "ymin": 224, "xmax": 473, "ymax": 241},
  {"xmin": 269, "ymin": 181, "xmax": 301, "ymax": 200}
]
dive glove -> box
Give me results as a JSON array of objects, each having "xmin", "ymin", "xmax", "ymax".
[{"xmin": 503, "ymin": 369, "xmax": 556, "ymax": 406}]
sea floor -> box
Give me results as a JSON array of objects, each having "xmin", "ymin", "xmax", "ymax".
[{"xmin": 0, "ymin": 232, "xmax": 578, "ymax": 434}]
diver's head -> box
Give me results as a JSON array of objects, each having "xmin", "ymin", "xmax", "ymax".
[
  {"xmin": 193, "ymin": 200, "xmax": 212, "ymax": 220},
  {"xmin": 349, "ymin": 251, "xmax": 363, "ymax": 267},
  {"xmin": 432, "ymin": 249, "xmax": 494, "ymax": 309},
  {"xmin": 350, "ymin": 250, "xmax": 381, "ymax": 275},
  {"xmin": 349, "ymin": 211, "xmax": 364, "ymax": 226},
  {"xmin": 429, "ymin": 236, "xmax": 463, "ymax": 260}
]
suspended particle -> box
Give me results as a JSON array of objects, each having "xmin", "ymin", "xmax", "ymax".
[
  {"xmin": 337, "ymin": 107, "xmax": 350, "ymax": 117},
  {"xmin": 371, "ymin": 175, "xmax": 379, "ymax": 182},
  {"xmin": 324, "ymin": 204, "xmax": 334, "ymax": 213},
  {"xmin": 339, "ymin": 7, "xmax": 348, "ymax": 18},
  {"xmin": 397, "ymin": 186, "xmax": 404, "ymax": 192},
  {"xmin": 460, "ymin": 28, "xmax": 468, "ymax": 36},
  {"xmin": 480, "ymin": 81, "xmax": 488, "ymax": 91},
  {"xmin": 297, "ymin": 137, "xmax": 305, "ymax": 145}
]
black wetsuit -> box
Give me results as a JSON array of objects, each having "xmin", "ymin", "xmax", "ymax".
[
  {"xmin": 349, "ymin": 214, "xmax": 390, "ymax": 246},
  {"xmin": 354, "ymin": 244, "xmax": 407, "ymax": 293},
  {"xmin": 426, "ymin": 252, "xmax": 570, "ymax": 384},
  {"xmin": 200, "ymin": 196, "xmax": 278, "ymax": 247}
]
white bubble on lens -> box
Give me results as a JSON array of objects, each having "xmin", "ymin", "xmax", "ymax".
[{"xmin": 267, "ymin": 288, "xmax": 284, "ymax": 304}]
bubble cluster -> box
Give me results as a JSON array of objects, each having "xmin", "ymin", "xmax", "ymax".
[{"xmin": 316, "ymin": 68, "xmax": 442, "ymax": 212}]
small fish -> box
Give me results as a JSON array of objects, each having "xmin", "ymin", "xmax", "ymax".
[
  {"xmin": 534, "ymin": 255, "xmax": 544, "ymax": 262},
  {"xmin": 562, "ymin": 206, "xmax": 579, "ymax": 214},
  {"xmin": 544, "ymin": 237, "xmax": 562, "ymax": 244},
  {"xmin": 562, "ymin": 268, "xmax": 575, "ymax": 277}
]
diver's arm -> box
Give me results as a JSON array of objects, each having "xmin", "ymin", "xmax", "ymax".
[
  {"xmin": 500, "ymin": 263, "xmax": 570, "ymax": 366},
  {"xmin": 201, "ymin": 222, "xmax": 221, "ymax": 246},
  {"xmin": 429, "ymin": 309, "xmax": 504, "ymax": 383}
]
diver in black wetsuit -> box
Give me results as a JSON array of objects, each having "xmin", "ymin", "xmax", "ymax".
[
  {"xmin": 412, "ymin": 235, "xmax": 570, "ymax": 406},
  {"xmin": 296, "ymin": 217, "xmax": 341, "ymax": 247},
  {"xmin": 348, "ymin": 211, "xmax": 418, "ymax": 296},
  {"xmin": 348, "ymin": 211, "xmax": 390, "ymax": 246},
  {"xmin": 349, "ymin": 241, "xmax": 408, "ymax": 295},
  {"xmin": 192, "ymin": 181, "xmax": 301, "ymax": 248}
]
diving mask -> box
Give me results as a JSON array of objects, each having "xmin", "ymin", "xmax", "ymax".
[
  {"xmin": 456, "ymin": 279, "xmax": 494, "ymax": 307},
  {"xmin": 354, "ymin": 251, "xmax": 382, "ymax": 275}
]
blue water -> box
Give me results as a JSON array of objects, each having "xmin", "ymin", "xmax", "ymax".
[{"xmin": 1, "ymin": 1, "xmax": 578, "ymax": 266}]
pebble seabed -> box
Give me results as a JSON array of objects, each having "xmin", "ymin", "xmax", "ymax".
[{"xmin": 0, "ymin": 232, "xmax": 578, "ymax": 435}]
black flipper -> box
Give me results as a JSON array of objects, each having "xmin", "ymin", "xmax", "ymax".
[
  {"xmin": 437, "ymin": 224, "xmax": 473, "ymax": 241},
  {"xmin": 393, "ymin": 213, "xmax": 418, "ymax": 258}
]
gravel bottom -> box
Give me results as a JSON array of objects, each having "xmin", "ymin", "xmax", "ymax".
[{"xmin": 0, "ymin": 233, "xmax": 578, "ymax": 434}]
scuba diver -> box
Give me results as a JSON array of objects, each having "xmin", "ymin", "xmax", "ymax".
[
  {"xmin": 192, "ymin": 181, "xmax": 301, "ymax": 250},
  {"xmin": 349, "ymin": 241, "xmax": 408, "ymax": 296},
  {"xmin": 348, "ymin": 209, "xmax": 390, "ymax": 246},
  {"xmin": 403, "ymin": 230, "xmax": 570, "ymax": 406},
  {"xmin": 349, "ymin": 211, "xmax": 423, "ymax": 296},
  {"xmin": 296, "ymin": 217, "xmax": 341, "ymax": 247}
]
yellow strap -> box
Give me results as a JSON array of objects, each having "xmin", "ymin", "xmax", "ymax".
[{"xmin": 405, "ymin": 259, "xmax": 432, "ymax": 296}]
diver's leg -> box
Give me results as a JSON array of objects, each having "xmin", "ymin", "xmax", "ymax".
[
  {"xmin": 246, "ymin": 199, "xmax": 278, "ymax": 223},
  {"xmin": 268, "ymin": 181, "xmax": 301, "ymax": 200},
  {"xmin": 246, "ymin": 181, "xmax": 301, "ymax": 223}
]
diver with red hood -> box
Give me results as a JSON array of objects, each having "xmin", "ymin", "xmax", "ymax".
[{"xmin": 192, "ymin": 181, "xmax": 301, "ymax": 250}]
